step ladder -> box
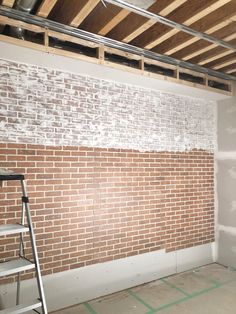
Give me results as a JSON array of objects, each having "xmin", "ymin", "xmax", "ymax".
[{"xmin": 0, "ymin": 173, "xmax": 47, "ymax": 314}]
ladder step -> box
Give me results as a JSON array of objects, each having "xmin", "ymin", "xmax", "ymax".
[
  {"xmin": 0, "ymin": 173, "xmax": 24, "ymax": 181},
  {"xmin": 0, "ymin": 300, "xmax": 41, "ymax": 314},
  {"xmin": 0, "ymin": 258, "xmax": 35, "ymax": 277},
  {"xmin": 0, "ymin": 224, "xmax": 29, "ymax": 236}
]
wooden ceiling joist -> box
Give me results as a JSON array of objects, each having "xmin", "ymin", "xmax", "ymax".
[
  {"xmin": 1, "ymin": 0, "xmax": 14, "ymax": 7},
  {"xmin": 198, "ymin": 35, "xmax": 236, "ymax": 65},
  {"xmin": 154, "ymin": 2, "xmax": 236, "ymax": 58},
  {"xmin": 203, "ymin": 51, "xmax": 236, "ymax": 68},
  {"xmin": 79, "ymin": 3, "xmax": 122, "ymax": 34},
  {"xmin": 226, "ymin": 69, "xmax": 236, "ymax": 74},
  {"xmin": 157, "ymin": 0, "xmax": 232, "ymax": 55},
  {"xmin": 150, "ymin": 0, "xmax": 232, "ymax": 54},
  {"xmin": 70, "ymin": 0, "xmax": 100, "ymax": 28},
  {"xmin": 72, "ymin": 1, "xmax": 130, "ymax": 36},
  {"xmin": 49, "ymin": 0, "xmax": 99, "ymax": 27},
  {"xmin": 216, "ymin": 62, "xmax": 236, "ymax": 72},
  {"xmin": 200, "ymin": 49, "xmax": 234, "ymax": 66},
  {"xmin": 174, "ymin": 22, "xmax": 236, "ymax": 61},
  {"xmin": 0, "ymin": 2, "xmax": 235, "ymax": 84},
  {"xmin": 0, "ymin": 0, "xmax": 14, "ymax": 31},
  {"xmin": 116, "ymin": 0, "xmax": 187, "ymax": 43},
  {"xmin": 0, "ymin": 0, "xmax": 235, "ymax": 81},
  {"xmin": 98, "ymin": 8, "xmax": 129, "ymax": 35},
  {"xmin": 104, "ymin": 0, "xmax": 182, "ymax": 42},
  {"xmin": 129, "ymin": 0, "xmax": 221, "ymax": 50},
  {"xmin": 0, "ymin": 15, "xmax": 44, "ymax": 32},
  {"xmin": 178, "ymin": 21, "xmax": 235, "ymax": 61},
  {"xmin": 188, "ymin": 37, "xmax": 236, "ymax": 65},
  {"xmin": 37, "ymin": 0, "xmax": 58, "ymax": 18},
  {"xmin": 163, "ymin": 17, "xmax": 236, "ymax": 58},
  {"xmin": 213, "ymin": 57, "xmax": 236, "ymax": 70}
]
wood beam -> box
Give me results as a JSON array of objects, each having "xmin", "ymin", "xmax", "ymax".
[
  {"xmin": 226, "ymin": 69, "xmax": 236, "ymax": 74},
  {"xmin": 79, "ymin": 3, "xmax": 122, "ymax": 34},
  {"xmin": 167, "ymin": 26, "xmax": 228, "ymax": 58},
  {"xmin": 36, "ymin": 0, "xmax": 58, "ymax": 18},
  {"xmin": 152, "ymin": 2, "xmax": 236, "ymax": 56},
  {"xmin": 0, "ymin": 22, "xmax": 232, "ymax": 95},
  {"xmin": 198, "ymin": 35, "xmax": 236, "ymax": 65},
  {"xmin": 188, "ymin": 37, "xmax": 236, "ymax": 65},
  {"xmin": 49, "ymin": 0, "xmax": 99, "ymax": 27},
  {"xmin": 130, "ymin": 0, "xmax": 219, "ymax": 49},
  {"xmin": 70, "ymin": 0, "xmax": 100, "ymax": 28},
  {"xmin": 122, "ymin": 0, "xmax": 187, "ymax": 43},
  {"xmin": 0, "ymin": 0, "xmax": 15, "ymax": 31},
  {"xmin": 99, "ymin": 9, "xmax": 129, "ymax": 35},
  {"xmin": 0, "ymin": 33, "xmax": 47, "ymax": 51},
  {"xmin": 0, "ymin": 15, "xmax": 44, "ymax": 32},
  {"xmin": 217, "ymin": 62, "xmax": 236, "ymax": 72},
  {"xmin": 200, "ymin": 49, "xmax": 235, "ymax": 66},
  {"xmin": 161, "ymin": 0, "xmax": 231, "ymax": 54},
  {"xmin": 105, "ymin": 0, "xmax": 182, "ymax": 41},
  {"xmin": 149, "ymin": 0, "xmax": 231, "ymax": 52},
  {"xmin": 213, "ymin": 57, "xmax": 236, "ymax": 70},
  {"xmin": 180, "ymin": 21, "xmax": 234, "ymax": 60},
  {"xmin": 47, "ymin": 30, "xmax": 99, "ymax": 48},
  {"xmin": 173, "ymin": 22, "xmax": 236, "ymax": 61},
  {"xmin": 203, "ymin": 51, "xmax": 236, "ymax": 68},
  {"xmin": 1, "ymin": 0, "xmax": 15, "ymax": 7}
]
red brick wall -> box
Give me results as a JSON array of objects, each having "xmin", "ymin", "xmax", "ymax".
[{"xmin": 0, "ymin": 143, "xmax": 215, "ymax": 283}]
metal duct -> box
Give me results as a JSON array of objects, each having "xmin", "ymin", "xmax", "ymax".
[{"xmin": 10, "ymin": 0, "xmax": 38, "ymax": 39}]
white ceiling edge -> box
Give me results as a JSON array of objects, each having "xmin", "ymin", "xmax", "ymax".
[{"xmin": 0, "ymin": 41, "xmax": 232, "ymax": 101}]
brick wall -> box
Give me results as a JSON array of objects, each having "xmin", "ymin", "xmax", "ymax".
[
  {"xmin": 0, "ymin": 58, "xmax": 215, "ymax": 283},
  {"xmin": 0, "ymin": 59, "xmax": 215, "ymax": 151},
  {"xmin": 0, "ymin": 144, "xmax": 214, "ymax": 283}
]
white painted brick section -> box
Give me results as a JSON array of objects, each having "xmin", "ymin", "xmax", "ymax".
[{"xmin": 0, "ymin": 59, "xmax": 216, "ymax": 152}]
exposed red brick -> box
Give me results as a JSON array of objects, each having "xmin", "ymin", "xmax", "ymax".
[{"xmin": 0, "ymin": 144, "xmax": 214, "ymax": 283}]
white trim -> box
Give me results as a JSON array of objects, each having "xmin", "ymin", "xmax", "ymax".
[
  {"xmin": 176, "ymin": 243, "xmax": 215, "ymax": 272},
  {"xmin": 0, "ymin": 243, "xmax": 215, "ymax": 312}
]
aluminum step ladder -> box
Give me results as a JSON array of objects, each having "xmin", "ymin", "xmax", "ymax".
[{"xmin": 0, "ymin": 173, "xmax": 47, "ymax": 314}]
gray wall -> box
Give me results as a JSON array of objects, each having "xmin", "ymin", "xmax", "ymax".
[{"xmin": 217, "ymin": 84, "xmax": 236, "ymax": 267}]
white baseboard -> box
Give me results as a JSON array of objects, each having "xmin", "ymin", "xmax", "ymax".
[
  {"xmin": 176, "ymin": 242, "xmax": 215, "ymax": 273},
  {"xmin": 0, "ymin": 242, "xmax": 214, "ymax": 312}
]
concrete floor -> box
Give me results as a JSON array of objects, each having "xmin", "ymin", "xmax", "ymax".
[{"xmin": 52, "ymin": 263, "xmax": 236, "ymax": 314}]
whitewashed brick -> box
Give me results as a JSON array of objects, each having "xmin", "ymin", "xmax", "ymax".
[{"xmin": 0, "ymin": 59, "xmax": 216, "ymax": 152}]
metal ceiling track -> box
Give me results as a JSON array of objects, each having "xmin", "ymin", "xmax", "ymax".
[
  {"xmin": 0, "ymin": 6, "xmax": 235, "ymax": 81},
  {"xmin": 105, "ymin": 0, "xmax": 236, "ymax": 52}
]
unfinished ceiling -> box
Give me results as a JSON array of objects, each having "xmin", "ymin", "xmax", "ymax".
[{"xmin": 0, "ymin": 0, "xmax": 236, "ymax": 80}]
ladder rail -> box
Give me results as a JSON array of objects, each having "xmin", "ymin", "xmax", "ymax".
[
  {"xmin": 20, "ymin": 179, "xmax": 48, "ymax": 314},
  {"xmin": 0, "ymin": 173, "xmax": 47, "ymax": 314},
  {"xmin": 16, "ymin": 198, "xmax": 26, "ymax": 305}
]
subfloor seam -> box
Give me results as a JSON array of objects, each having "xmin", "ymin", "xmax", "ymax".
[
  {"xmin": 146, "ymin": 276, "xmax": 236, "ymax": 313},
  {"xmin": 161, "ymin": 278, "xmax": 190, "ymax": 297},
  {"xmin": 78, "ymin": 266, "xmax": 236, "ymax": 314},
  {"xmin": 191, "ymin": 269, "xmax": 221, "ymax": 286},
  {"xmin": 127, "ymin": 289, "xmax": 154, "ymax": 311},
  {"xmin": 84, "ymin": 302, "xmax": 97, "ymax": 314}
]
